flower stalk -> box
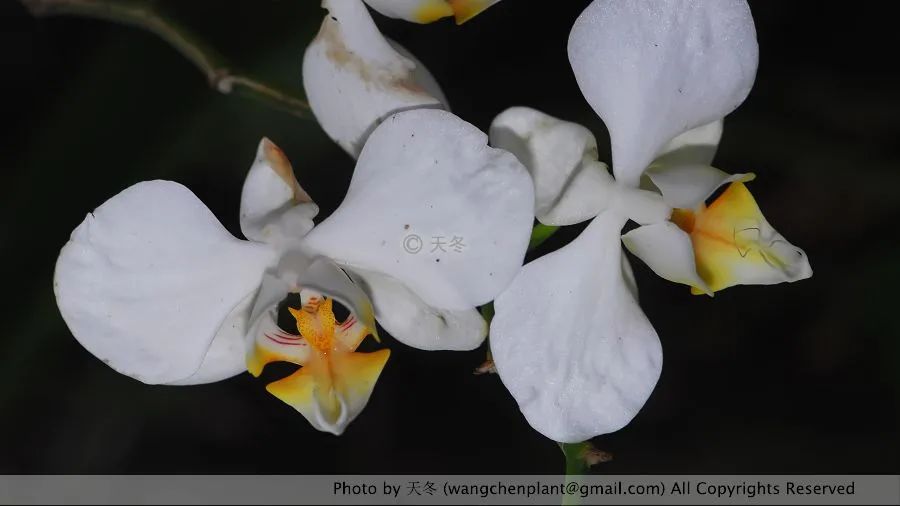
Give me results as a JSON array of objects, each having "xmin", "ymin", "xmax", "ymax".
[
  {"xmin": 19, "ymin": 0, "xmax": 312, "ymax": 119},
  {"xmin": 560, "ymin": 442, "xmax": 589, "ymax": 505}
]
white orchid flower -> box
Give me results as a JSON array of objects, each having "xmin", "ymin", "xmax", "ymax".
[
  {"xmin": 303, "ymin": 0, "xmax": 450, "ymax": 158},
  {"xmin": 363, "ymin": 0, "xmax": 501, "ymax": 24},
  {"xmin": 54, "ymin": 109, "xmax": 534, "ymax": 435},
  {"xmin": 488, "ymin": 0, "xmax": 812, "ymax": 443}
]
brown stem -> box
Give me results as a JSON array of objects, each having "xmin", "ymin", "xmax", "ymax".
[{"xmin": 20, "ymin": 0, "xmax": 311, "ymax": 119}]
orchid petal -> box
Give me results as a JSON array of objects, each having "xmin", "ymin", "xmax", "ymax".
[
  {"xmin": 54, "ymin": 181, "xmax": 277, "ymax": 384},
  {"xmin": 489, "ymin": 106, "xmax": 612, "ymax": 226},
  {"xmin": 240, "ymin": 138, "xmax": 318, "ymax": 244},
  {"xmin": 621, "ymin": 253, "xmax": 639, "ymax": 301},
  {"xmin": 654, "ymin": 120, "xmax": 723, "ymax": 167},
  {"xmin": 646, "ymin": 163, "xmax": 755, "ymax": 210},
  {"xmin": 303, "ymin": 109, "xmax": 534, "ymax": 311},
  {"xmin": 672, "ymin": 182, "xmax": 812, "ymax": 293},
  {"xmin": 348, "ymin": 268, "xmax": 486, "ymax": 351},
  {"xmin": 490, "ymin": 212, "xmax": 662, "ymax": 442},
  {"xmin": 167, "ymin": 292, "xmax": 255, "ymax": 385},
  {"xmin": 303, "ymin": 0, "xmax": 448, "ymax": 158},
  {"xmin": 364, "ymin": 0, "xmax": 500, "ymax": 24},
  {"xmin": 568, "ymin": 0, "xmax": 758, "ymax": 186},
  {"xmin": 622, "ymin": 222, "xmax": 712, "ymax": 296}
]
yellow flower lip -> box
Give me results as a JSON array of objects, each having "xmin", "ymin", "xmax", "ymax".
[
  {"xmin": 245, "ymin": 293, "xmax": 390, "ymax": 434},
  {"xmin": 673, "ymin": 181, "xmax": 812, "ymax": 295},
  {"xmin": 413, "ymin": 0, "xmax": 497, "ymax": 24}
]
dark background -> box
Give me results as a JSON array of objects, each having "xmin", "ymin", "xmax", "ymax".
[{"xmin": 1, "ymin": 0, "xmax": 897, "ymax": 474}]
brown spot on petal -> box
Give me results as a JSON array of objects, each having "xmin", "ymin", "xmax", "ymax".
[{"xmin": 318, "ymin": 13, "xmax": 430, "ymax": 96}]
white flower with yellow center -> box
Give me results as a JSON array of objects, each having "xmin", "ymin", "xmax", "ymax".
[
  {"xmin": 54, "ymin": 109, "xmax": 534, "ymax": 435},
  {"xmin": 488, "ymin": 0, "xmax": 813, "ymax": 443}
]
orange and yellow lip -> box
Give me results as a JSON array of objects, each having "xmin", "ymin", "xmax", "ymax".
[
  {"xmin": 414, "ymin": 0, "xmax": 498, "ymax": 24},
  {"xmin": 246, "ymin": 295, "xmax": 390, "ymax": 432},
  {"xmin": 673, "ymin": 181, "xmax": 806, "ymax": 294}
]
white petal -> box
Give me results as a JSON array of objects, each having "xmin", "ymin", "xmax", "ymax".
[
  {"xmin": 363, "ymin": 0, "xmax": 500, "ymax": 24},
  {"xmin": 608, "ymin": 185, "xmax": 672, "ymax": 226},
  {"xmin": 54, "ymin": 181, "xmax": 277, "ymax": 385},
  {"xmin": 568, "ymin": 0, "xmax": 758, "ymax": 186},
  {"xmin": 240, "ymin": 138, "xmax": 319, "ymax": 244},
  {"xmin": 304, "ymin": 109, "xmax": 534, "ymax": 311},
  {"xmin": 167, "ymin": 292, "xmax": 255, "ymax": 386},
  {"xmin": 490, "ymin": 212, "xmax": 662, "ymax": 442},
  {"xmin": 487, "ymin": 107, "xmax": 670, "ymax": 227},
  {"xmin": 621, "ymin": 253, "xmax": 639, "ymax": 301},
  {"xmin": 646, "ymin": 163, "xmax": 755, "ymax": 210},
  {"xmin": 622, "ymin": 222, "xmax": 712, "ymax": 295},
  {"xmin": 347, "ymin": 268, "xmax": 486, "ymax": 351},
  {"xmin": 302, "ymin": 0, "xmax": 448, "ymax": 158},
  {"xmin": 489, "ymin": 106, "xmax": 613, "ymax": 226},
  {"xmin": 654, "ymin": 120, "xmax": 723, "ymax": 166}
]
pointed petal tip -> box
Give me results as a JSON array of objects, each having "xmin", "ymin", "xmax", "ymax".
[
  {"xmin": 258, "ymin": 138, "xmax": 292, "ymax": 178},
  {"xmin": 691, "ymin": 284, "xmax": 715, "ymax": 297},
  {"xmin": 252, "ymin": 137, "xmax": 312, "ymax": 206},
  {"xmin": 452, "ymin": 0, "xmax": 499, "ymax": 24},
  {"xmin": 785, "ymin": 246, "xmax": 813, "ymax": 282}
]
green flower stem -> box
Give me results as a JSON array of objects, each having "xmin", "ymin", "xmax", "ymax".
[
  {"xmin": 561, "ymin": 442, "xmax": 590, "ymax": 475},
  {"xmin": 528, "ymin": 223, "xmax": 560, "ymax": 251},
  {"xmin": 560, "ymin": 442, "xmax": 589, "ymax": 505},
  {"xmin": 19, "ymin": 0, "xmax": 312, "ymax": 119}
]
